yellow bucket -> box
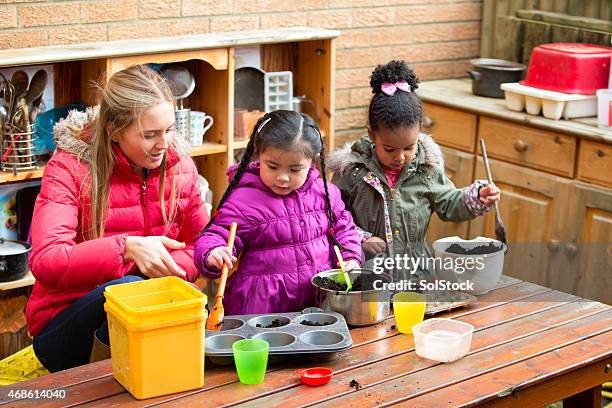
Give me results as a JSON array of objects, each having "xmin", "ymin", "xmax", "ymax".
[{"xmin": 104, "ymin": 276, "xmax": 207, "ymax": 400}]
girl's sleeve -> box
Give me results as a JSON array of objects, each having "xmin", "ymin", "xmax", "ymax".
[
  {"xmin": 172, "ymin": 159, "xmax": 211, "ymax": 282},
  {"xmin": 329, "ymin": 184, "xmax": 363, "ymax": 265},
  {"xmin": 194, "ymin": 200, "xmax": 248, "ymax": 279},
  {"xmin": 331, "ymin": 171, "xmax": 371, "ymax": 243},
  {"xmin": 427, "ymin": 169, "xmax": 490, "ymax": 222},
  {"xmin": 29, "ymin": 156, "xmax": 133, "ymax": 290}
]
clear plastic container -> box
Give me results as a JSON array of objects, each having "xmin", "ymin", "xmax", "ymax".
[
  {"xmin": 596, "ymin": 89, "xmax": 612, "ymax": 128},
  {"xmin": 412, "ymin": 318, "xmax": 474, "ymax": 363}
]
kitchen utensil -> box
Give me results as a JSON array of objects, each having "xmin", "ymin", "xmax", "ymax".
[
  {"xmin": 333, "ymin": 245, "xmax": 352, "ymax": 292},
  {"xmin": 232, "ymin": 338, "xmax": 269, "ymax": 385},
  {"xmin": 174, "ymin": 108, "xmax": 190, "ymax": 144},
  {"xmin": 312, "ymin": 269, "xmax": 391, "ymax": 326},
  {"xmin": 234, "ymin": 67, "xmax": 266, "ymax": 111},
  {"xmin": 467, "ymin": 59, "xmax": 526, "ymax": 98},
  {"xmin": 392, "ymin": 292, "xmax": 426, "ymax": 334},
  {"xmin": 189, "ymin": 111, "xmax": 214, "ymax": 146},
  {"xmin": 206, "ymin": 221, "xmax": 238, "ymax": 331},
  {"xmin": 522, "ymin": 43, "xmax": 612, "ymax": 94},
  {"xmin": 412, "ymin": 318, "xmax": 474, "ymax": 363},
  {"xmin": 0, "ymin": 238, "xmax": 31, "ymax": 282},
  {"xmin": 10, "ymin": 71, "xmax": 28, "ymax": 114},
  {"xmin": 205, "ymin": 310, "xmax": 352, "ymax": 365},
  {"xmin": 2, "ymin": 125, "xmax": 37, "ymax": 171},
  {"xmin": 24, "ymin": 70, "xmax": 48, "ymax": 114},
  {"xmin": 295, "ymin": 367, "xmax": 333, "ymax": 386},
  {"xmin": 432, "ymin": 236, "xmax": 506, "ymax": 295},
  {"xmin": 292, "ymin": 95, "xmax": 319, "ymax": 121},
  {"xmin": 160, "ymin": 64, "xmax": 195, "ymax": 109},
  {"xmin": 479, "ymin": 139, "xmax": 507, "ymax": 248}
]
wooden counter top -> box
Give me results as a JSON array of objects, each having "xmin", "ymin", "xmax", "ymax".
[
  {"xmin": 418, "ymin": 79, "xmax": 612, "ymax": 144},
  {"xmin": 0, "ymin": 27, "xmax": 340, "ymax": 67}
]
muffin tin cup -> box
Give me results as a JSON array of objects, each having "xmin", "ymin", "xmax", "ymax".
[{"xmin": 205, "ymin": 311, "xmax": 352, "ymax": 363}]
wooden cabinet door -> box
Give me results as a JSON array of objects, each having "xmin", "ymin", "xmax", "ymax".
[
  {"xmin": 564, "ymin": 182, "xmax": 612, "ymax": 304},
  {"xmin": 470, "ymin": 158, "xmax": 572, "ymax": 287},
  {"xmin": 426, "ymin": 146, "xmax": 474, "ymax": 245}
]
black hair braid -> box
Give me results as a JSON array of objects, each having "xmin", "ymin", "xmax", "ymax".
[
  {"xmin": 368, "ymin": 59, "xmax": 423, "ymax": 131},
  {"xmin": 307, "ymin": 120, "xmax": 348, "ymax": 252},
  {"xmin": 199, "ymin": 115, "xmax": 265, "ymax": 234}
]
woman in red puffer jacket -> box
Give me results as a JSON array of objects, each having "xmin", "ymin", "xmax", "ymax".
[{"xmin": 26, "ymin": 65, "xmax": 209, "ymax": 372}]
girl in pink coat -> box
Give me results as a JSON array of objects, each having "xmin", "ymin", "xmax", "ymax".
[
  {"xmin": 195, "ymin": 110, "xmax": 362, "ymax": 315},
  {"xmin": 26, "ymin": 65, "xmax": 209, "ymax": 372}
]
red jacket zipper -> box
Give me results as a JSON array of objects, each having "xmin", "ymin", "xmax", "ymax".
[{"xmin": 141, "ymin": 179, "xmax": 149, "ymax": 235}]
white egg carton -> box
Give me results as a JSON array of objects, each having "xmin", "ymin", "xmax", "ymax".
[{"xmin": 500, "ymin": 82, "xmax": 597, "ymax": 120}]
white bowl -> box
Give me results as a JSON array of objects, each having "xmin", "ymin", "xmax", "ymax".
[
  {"xmin": 431, "ymin": 236, "xmax": 506, "ymax": 295},
  {"xmin": 413, "ymin": 318, "xmax": 474, "ymax": 363}
]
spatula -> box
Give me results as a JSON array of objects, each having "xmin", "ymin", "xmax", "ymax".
[
  {"xmin": 479, "ymin": 139, "xmax": 508, "ymax": 250},
  {"xmin": 333, "ymin": 245, "xmax": 352, "ymax": 292},
  {"xmin": 205, "ymin": 222, "xmax": 238, "ymax": 331}
]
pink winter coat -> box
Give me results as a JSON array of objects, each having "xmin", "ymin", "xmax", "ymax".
[
  {"xmin": 26, "ymin": 112, "xmax": 209, "ymax": 337},
  {"xmin": 195, "ymin": 162, "xmax": 362, "ymax": 315}
]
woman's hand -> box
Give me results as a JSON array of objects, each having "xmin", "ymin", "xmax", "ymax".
[
  {"xmin": 206, "ymin": 246, "xmax": 237, "ymax": 270},
  {"xmin": 363, "ymin": 236, "xmax": 387, "ymax": 255},
  {"xmin": 479, "ymin": 183, "xmax": 501, "ymax": 206},
  {"xmin": 343, "ymin": 259, "xmax": 360, "ymax": 272},
  {"xmin": 124, "ymin": 236, "xmax": 187, "ymax": 279}
]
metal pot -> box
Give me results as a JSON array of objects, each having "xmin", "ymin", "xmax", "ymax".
[
  {"xmin": 311, "ymin": 269, "xmax": 391, "ymax": 327},
  {"xmin": 0, "ymin": 238, "xmax": 31, "ymax": 282},
  {"xmin": 467, "ymin": 58, "xmax": 526, "ymax": 98}
]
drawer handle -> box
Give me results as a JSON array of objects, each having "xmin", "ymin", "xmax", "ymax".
[
  {"xmin": 596, "ymin": 149, "xmax": 605, "ymax": 158},
  {"xmin": 547, "ymin": 239, "xmax": 560, "ymax": 252},
  {"xmin": 514, "ymin": 140, "xmax": 529, "ymax": 152},
  {"xmin": 421, "ymin": 116, "xmax": 435, "ymax": 128},
  {"xmin": 564, "ymin": 243, "xmax": 579, "ymax": 257}
]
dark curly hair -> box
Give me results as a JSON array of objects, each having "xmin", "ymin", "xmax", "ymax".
[{"xmin": 369, "ymin": 60, "xmax": 422, "ymax": 131}]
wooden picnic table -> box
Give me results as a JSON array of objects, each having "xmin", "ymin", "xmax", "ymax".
[{"xmin": 1, "ymin": 276, "xmax": 611, "ymax": 407}]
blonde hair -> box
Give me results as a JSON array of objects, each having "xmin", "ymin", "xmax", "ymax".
[{"xmin": 87, "ymin": 65, "xmax": 180, "ymax": 240}]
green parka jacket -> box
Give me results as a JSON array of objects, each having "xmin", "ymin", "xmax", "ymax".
[{"xmin": 328, "ymin": 134, "xmax": 488, "ymax": 279}]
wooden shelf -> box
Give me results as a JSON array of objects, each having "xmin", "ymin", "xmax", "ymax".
[
  {"xmin": 190, "ymin": 142, "xmax": 227, "ymax": 157},
  {"xmin": 233, "ymin": 139, "xmax": 249, "ymax": 149},
  {"xmin": 0, "ymin": 271, "xmax": 34, "ymax": 291},
  {"xmin": 0, "ymin": 166, "xmax": 44, "ymax": 185}
]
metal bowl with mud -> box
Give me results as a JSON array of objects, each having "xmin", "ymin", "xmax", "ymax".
[{"xmin": 311, "ymin": 269, "xmax": 392, "ymax": 326}]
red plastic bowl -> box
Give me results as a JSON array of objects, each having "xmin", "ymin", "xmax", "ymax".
[
  {"xmin": 295, "ymin": 367, "xmax": 333, "ymax": 386},
  {"xmin": 521, "ymin": 43, "xmax": 612, "ymax": 94}
]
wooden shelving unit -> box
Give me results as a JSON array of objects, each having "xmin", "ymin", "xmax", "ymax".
[
  {"xmin": 190, "ymin": 142, "xmax": 228, "ymax": 157},
  {"xmin": 0, "ymin": 166, "xmax": 45, "ymax": 184}
]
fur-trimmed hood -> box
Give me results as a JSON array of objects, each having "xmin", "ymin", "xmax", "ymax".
[
  {"xmin": 327, "ymin": 133, "xmax": 444, "ymax": 176},
  {"xmin": 53, "ymin": 106, "xmax": 191, "ymax": 163}
]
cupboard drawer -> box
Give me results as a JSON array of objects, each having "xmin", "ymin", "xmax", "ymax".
[
  {"xmin": 421, "ymin": 103, "xmax": 477, "ymax": 152},
  {"xmin": 478, "ymin": 117, "xmax": 577, "ymax": 177},
  {"xmin": 577, "ymin": 140, "xmax": 612, "ymax": 188}
]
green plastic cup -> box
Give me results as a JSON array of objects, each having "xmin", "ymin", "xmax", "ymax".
[{"xmin": 232, "ymin": 339, "xmax": 269, "ymax": 384}]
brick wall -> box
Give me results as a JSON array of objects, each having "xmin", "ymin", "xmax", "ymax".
[{"xmin": 0, "ymin": 0, "xmax": 482, "ymax": 144}]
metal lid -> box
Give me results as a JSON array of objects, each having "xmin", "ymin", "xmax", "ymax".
[
  {"xmin": 470, "ymin": 58, "xmax": 526, "ymax": 71},
  {"xmin": 0, "ymin": 238, "xmax": 31, "ymax": 256}
]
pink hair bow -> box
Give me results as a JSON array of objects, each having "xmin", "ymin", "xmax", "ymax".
[{"xmin": 381, "ymin": 80, "xmax": 411, "ymax": 96}]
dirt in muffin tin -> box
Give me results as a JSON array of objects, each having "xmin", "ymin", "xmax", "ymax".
[
  {"xmin": 445, "ymin": 242, "xmax": 502, "ymax": 255},
  {"xmin": 255, "ymin": 319, "xmax": 286, "ymax": 328},
  {"xmin": 300, "ymin": 320, "xmax": 333, "ymax": 327}
]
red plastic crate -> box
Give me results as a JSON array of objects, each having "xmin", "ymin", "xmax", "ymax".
[{"xmin": 521, "ymin": 43, "xmax": 612, "ymax": 95}]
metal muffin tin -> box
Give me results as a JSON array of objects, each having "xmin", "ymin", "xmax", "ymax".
[{"xmin": 205, "ymin": 311, "xmax": 352, "ymax": 364}]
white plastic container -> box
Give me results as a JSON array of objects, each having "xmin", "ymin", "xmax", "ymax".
[
  {"xmin": 500, "ymin": 82, "xmax": 597, "ymax": 120},
  {"xmin": 432, "ymin": 236, "xmax": 506, "ymax": 295},
  {"xmin": 596, "ymin": 89, "xmax": 612, "ymax": 128},
  {"xmin": 412, "ymin": 318, "xmax": 474, "ymax": 363}
]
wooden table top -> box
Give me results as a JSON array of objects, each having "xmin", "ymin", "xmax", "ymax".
[{"xmin": 1, "ymin": 276, "xmax": 611, "ymax": 407}]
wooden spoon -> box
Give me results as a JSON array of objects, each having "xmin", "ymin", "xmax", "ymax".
[{"xmin": 205, "ymin": 222, "xmax": 238, "ymax": 331}]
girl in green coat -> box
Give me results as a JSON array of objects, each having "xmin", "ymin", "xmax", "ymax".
[{"xmin": 329, "ymin": 60, "xmax": 500, "ymax": 281}]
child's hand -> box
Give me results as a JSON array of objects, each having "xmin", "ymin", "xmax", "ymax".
[
  {"xmin": 206, "ymin": 246, "xmax": 237, "ymax": 270},
  {"xmin": 363, "ymin": 237, "xmax": 386, "ymax": 255},
  {"xmin": 343, "ymin": 260, "xmax": 360, "ymax": 272},
  {"xmin": 479, "ymin": 183, "xmax": 501, "ymax": 206}
]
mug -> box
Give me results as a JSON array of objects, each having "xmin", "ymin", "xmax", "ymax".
[{"xmin": 189, "ymin": 111, "xmax": 214, "ymax": 146}]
